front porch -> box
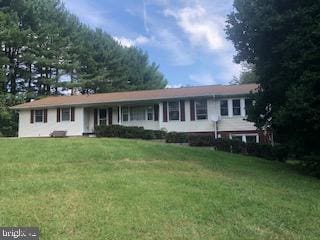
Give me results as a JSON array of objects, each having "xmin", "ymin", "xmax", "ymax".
[{"xmin": 83, "ymin": 102, "xmax": 160, "ymax": 134}]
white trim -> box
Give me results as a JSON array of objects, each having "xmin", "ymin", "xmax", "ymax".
[
  {"xmin": 118, "ymin": 105, "xmax": 122, "ymax": 125},
  {"xmin": 230, "ymin": 133, "xmax": 259, "ymax": 143}
]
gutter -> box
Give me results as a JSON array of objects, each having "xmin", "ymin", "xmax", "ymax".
[{"xmin": 10, "ymin": 92, "xmax": 250, "ymax": 110}]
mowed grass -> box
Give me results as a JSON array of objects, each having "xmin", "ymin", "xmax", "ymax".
[{"xmin": 0, "ymin": 138, "xmax": 319, "ymax": 240}]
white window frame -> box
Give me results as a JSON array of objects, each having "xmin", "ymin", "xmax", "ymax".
[
  {"xmin": 195, "ymin": 99, "xmax": 208, "ymax": 120},
  {"xmin": 230, "ymin": 134, "xmax": 259, "ymax": 143},
  {"xmin": 35, "ymin": 109, "xmax": 44, "ymax": 123},
  {"xmin": 220, "ymin": 100, "xmax": 229, "ymax": 117},
  {"xmin": 122, "ymin": 107, "xmax": 129, "ymax": 122},
  {"xmin": 232, "ymin": 99, "xmax": 241, "ymax": 116},
  {"xmin": 147, "ymin": 105, "xmax": 153, "ymax": 121},
  {"xmin": 168, "ymin": 101, "xmax": 180, "ymax": 121},
  {"xmin": 61, "ymin": 108, "xmax": 71, "ymax": 121},
  {"xmin": 98, "ymin": 108, "xmax": 108, "ymax": 125},
  {"xmin": 130, "ymin": 106, "xmax": 146, "ymax": 121}
]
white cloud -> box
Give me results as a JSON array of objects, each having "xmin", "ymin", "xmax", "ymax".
[
  {"xmin": 113, "ymin": 35, "xmax": 150, "ymax": 47},
  {"xmin": 189, "ymin": 73, "xmax": 216, "ymax": 85},
  {"xmin": 164, "ymin": 5, "xmax": 226, "ymax": 51}
]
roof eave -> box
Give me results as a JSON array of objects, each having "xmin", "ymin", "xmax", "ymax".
[{"xmin": 11, "ymin": 92, "xmax": 252, "ymax": 110}]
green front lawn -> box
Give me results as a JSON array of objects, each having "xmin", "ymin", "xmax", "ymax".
[{"xmin": 0, "ymin": 138, "xmax": 319, "ymax": 239}]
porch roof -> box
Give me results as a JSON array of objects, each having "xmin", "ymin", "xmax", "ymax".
[{"xmin": 11, "ymin": 84, "xmax": 258, "ymax": 110}]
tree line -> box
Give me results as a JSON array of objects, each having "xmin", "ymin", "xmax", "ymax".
[{"xmin": 0, "ymin": 0, "xmax": 167, "ymax": 136}]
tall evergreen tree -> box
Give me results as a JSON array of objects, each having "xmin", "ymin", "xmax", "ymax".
[{"xmin": 0, "ymin": 0, "xmax": 167, "ymax": 136}]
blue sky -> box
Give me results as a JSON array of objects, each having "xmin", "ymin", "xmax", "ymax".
[{"xmin": 63, "ymin": 0, "xmax": 241, "ymax": 87}]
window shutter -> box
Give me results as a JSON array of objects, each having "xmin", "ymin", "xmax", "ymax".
[
  {"xmin": 108, "ymin": 108, "xmax": 113, "ymax": 125},
  {"xmin": 71, "ymin": 107, "xmax": 75, "ymax": 121},
  {"xmin": 30, "ymin": 110, "xmax": 34, "ymax": 123},
  {"xmin": 154, "ymin": 104, "xmax": 159, "ymax": 121},
  {"xmin": 117, "ymin": 106, "xmax": 120, "ymax": 123},
  {"xmin": 57, "ymin": 108, "xmax": 61, "ymax": 122},
  {"xmin": 162, "ymin": 101, "xmax": 168, "ymax": 122},
  {"xmin": 190, "ymin": 100, "xmax": 195, "ymax": 121},
  {"xmin": 180, "ymin": 100, "xmax": 185, "ymax": 121},
  {"xmin": 44, "ymin": 109, "xmax": 48, "ymax": 123},
  {"xmin": 94, "ymin": 109, "xmax": 98, "ymax": 126}
]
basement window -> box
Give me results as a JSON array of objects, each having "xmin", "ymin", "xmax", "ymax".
[{"xmin": 246, "ymin": 135, "xmax": 257, "ymax": 143}]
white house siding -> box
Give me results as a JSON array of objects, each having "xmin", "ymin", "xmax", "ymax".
[
  {"xmin": 18, "ymin": 107, "xmax": 84, "ymax": 137},
  {"xmin": 215, "ymin": 98, "xmax": 256, "ymax": 132},
  {"xmin": 159, "ymin": 99, "xmax": 215, "ymax": 132},
  {"xmin": 18, "ymin": 96, "xmax": 257, "ymax": 137}
]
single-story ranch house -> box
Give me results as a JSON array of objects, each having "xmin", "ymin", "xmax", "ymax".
[{"xmin": 12, "ymin": 84, "xmax": 266, "ymax": 143}]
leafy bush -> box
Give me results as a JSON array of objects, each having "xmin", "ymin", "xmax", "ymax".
[
  {"xmin": 141, "ymin": 130, "xmax": 155, "ymax": 140},
  {"xmin": 247, "ymin": 143, "xmax": 275, "ymax": 160},
  {"xmin": 188, "ymin": 135, "xmax": 214, "ymax": 146},
  {"xmin": 95, "ymin": 125, "xmax": 166, "ymax": 140},
  {"xmin": 166, "ymin": 132, "xmax": 188, "ymax": 143},
  {"xmin": 153, "ymin": 130, "xmax": 167, "ymax": 139},
  {"xmin": 231, "ymin": 140, "xmax": 247, "ymax": 154},
  {"xmin": 213, "ymin": 138, "xmax": 232, "ymax": 152},
  {"xmin": 272, "ymin": 144, "xmax": 289, "ymax": 162},
  {"xmin": 246, "ymin": 143, "xmax": 260, "ymax": 156}
]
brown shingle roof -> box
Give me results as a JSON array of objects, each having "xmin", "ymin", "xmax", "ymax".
[{"xmin": 11, "ymin": 84, "xmax": 258, "ymax": 109}]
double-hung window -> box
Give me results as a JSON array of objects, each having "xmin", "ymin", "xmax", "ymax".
[
  {"xmin": 147, "ymin": 106, "xmax": 153, "ymax": 120},
  {"xmin": 35, "ymin": 110, "xmax": 44, "ymax": 122},
  {"xmin": 195, "ymin": 99, "xmax": 207, "ymax": 120},
  {"xmin": 232, "ymin": 99, "xmax": 241, "ymax": 116},
  {"xmin": 220, "ymin": 100, "xmax": 228, "ymax": 116},
  {"xmin": 61, "ymin": 108, "xmax": 70, "ymax": 121},
  {"xmin": 99, "ymin": 109, "xmax": 107, "ymax": 125},
  {"xmin": 122, "ymin": 107, "xmax": 129, "ymax": 121},
  {"xmin": 168, "ymin": 101, "xmax": 179, "ymax": 121},
  {"xmin": 130, "ymin": 106, "xmax": 146, "ymax": 121}
]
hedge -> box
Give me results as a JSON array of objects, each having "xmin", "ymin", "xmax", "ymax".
[
  {"xmin": 188, "ymin": 135, "xmax": 214, "ymax": 146},
  {"xmin": 95, "ymin": 127, "xmax": 288, "ymax": 162},
  {"xmin": 95, "ymin": 125, "xmax": 167, "ymax": 140},
  {"xmin": 165, "ymin": 132, "xmax": 188, "ymax": 143},
  {"xmin": 188, "ymin": 134, "xmax": 288, "ymax": 162}
]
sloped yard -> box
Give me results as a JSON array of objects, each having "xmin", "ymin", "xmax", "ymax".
[{"xmin": 0, "ymin": 138, "xmax": 319, "ymax": 239}]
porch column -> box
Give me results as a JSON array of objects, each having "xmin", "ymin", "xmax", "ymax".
[{"xmin": 118, "ymin": 105, "xmax": 122, "ymax": 125}]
